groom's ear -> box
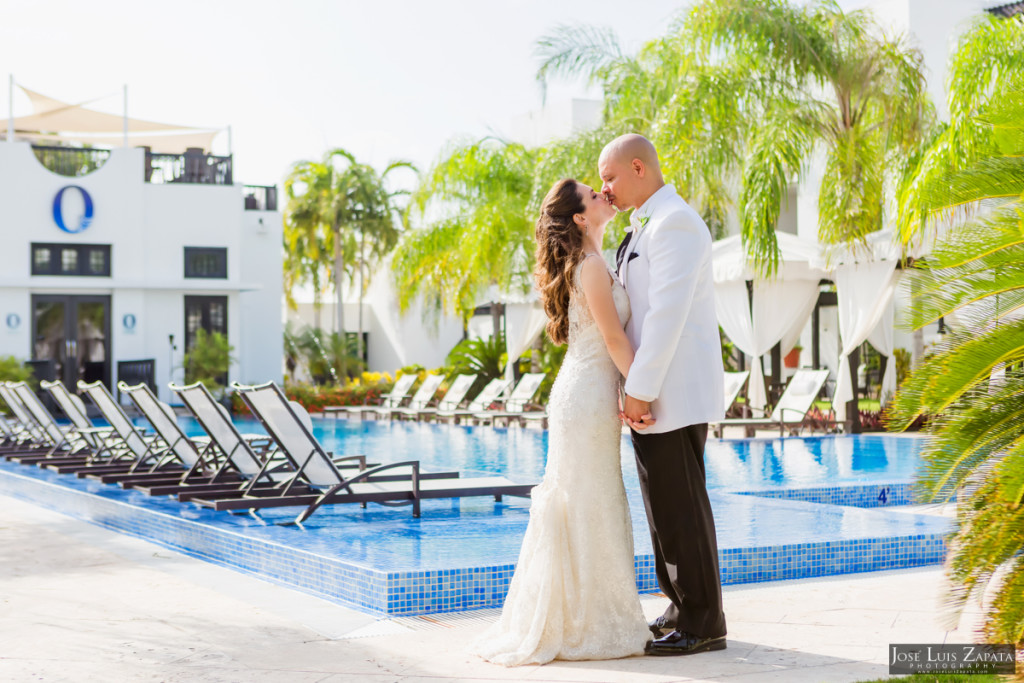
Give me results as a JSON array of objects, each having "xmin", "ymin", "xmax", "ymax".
[{"xmin": 632, "ymin": 158, "xmax": 645, "ymax": 178}]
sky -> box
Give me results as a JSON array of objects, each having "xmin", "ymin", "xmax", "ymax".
[{"xmin": 0, "ymin": 0, "xmax": 690, "ymax": 189}]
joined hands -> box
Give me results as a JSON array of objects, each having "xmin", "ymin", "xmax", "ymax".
[{"xmin": 620, "ymin": 395, "xmax": 656, "ymax": 431}]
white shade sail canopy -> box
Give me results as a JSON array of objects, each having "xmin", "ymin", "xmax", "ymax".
[{"xmin": 6, "ymin": 85, "xmax": 222, "ymax": 153}]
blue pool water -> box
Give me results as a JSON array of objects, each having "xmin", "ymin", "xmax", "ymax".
[{"xmin": 178, "ymin": 416, "xmax": 923, "ymax": 491}]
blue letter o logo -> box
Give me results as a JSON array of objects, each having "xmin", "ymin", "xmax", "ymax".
[{"xmin": 53, "ymin": 185, "xmax": 94, "ymax": 234}]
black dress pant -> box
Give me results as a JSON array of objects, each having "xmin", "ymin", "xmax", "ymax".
[{"xmin": 632, "ymin": 423, "xmax": 726, "ymax": 639}]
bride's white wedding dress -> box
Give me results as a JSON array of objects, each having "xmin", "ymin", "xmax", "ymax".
[{"xmin": 474, "ymin": 256, "xmax": 651, "ymax": 666}]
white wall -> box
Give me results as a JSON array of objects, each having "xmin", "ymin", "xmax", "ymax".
[
  {"xmin": 0, "ymin": 142, "xmax": 282, "ymax": 402},
  {"xmin": 508, "ymin": 98, "xmax": 603, "ymax": 147}
]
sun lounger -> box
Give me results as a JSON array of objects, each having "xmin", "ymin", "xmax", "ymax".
[
  {"xmin": 41, "ymin": 380, "xmax": 120, "ymax": 457},
  {"xmin": 57, "ymin": 380, "xmax": 173, "ymax": 477},
  {"xmin": 392, "ymin": 373, "xmax": 478, "ymax": 421},
  {"xmin": 108, "ymin": 381, "xmax": 236, "ymax": 491},
  {"xmin": 0, "ymin": 382, "xmax": 91, "ymax": 461},
  {"xmin": 188, "ymin": 381, "xmax": 530, "ymax": 522},
  {"xmin": 710, "ymin": 369, "xmax": 831, "ymax": 438},
  {"xmin": 434, "ymin": 377, "xmax": 512, "ymax": 424},
  {"xmin": 723, "ymin": 371, "xmax": 750, "ymax": 416},
  {"xmin": 0, "ymin": 383, "xmax": 50, "ymax": 453},
  {"xmin": 323, "ymin": 374, "xmax": 417, "ymax": 419},
  {"xmin": 370, "ymin": 373, "xmax": 444, "ymax": 421},
  {"xmin": 475, "ymin": 373, "xmax": 547, "ymax": 427},
  {"xmin": 165, "ymin": 381, "xmax": 399, "ymax": 500}
]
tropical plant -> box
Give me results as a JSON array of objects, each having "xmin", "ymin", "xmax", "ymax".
[
  {"xmin": 0, "ymin": 356, "xmax": 34, "ymax": 412},
  {"xmin": 183, "ymin": 330, "xmax": 234, "ymax": 397},
  {"xmin": 294, "ymin": 327, "xmax": 366, "ymax": 384},
  {"xmin": 889, "ymin": 22, "xmax": 1024, "ymax": 644},
  {"xmin": 393, "ymin": 139, "xmax": 538, "ymax": 321},
  {"xmin": 283, "ymin": 148, "xmax": 414, "ymax": 374},
  {"xmin": 898, "ymin": 14, "xmax": 1024, "ymax": 242},
  {"xmin": 0, "ymin": 355, "xmax": 33, "ymax": 384},
  {"xmin": 446, "ymin": 331, "xmax": 507, "ymax": 395},
  {"xmin": 537, "ymin": 0, "xmax": 932, "ymax": 274}
]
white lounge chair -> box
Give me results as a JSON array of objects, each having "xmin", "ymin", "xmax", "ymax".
[
  {"xmin": 392, "ymin": 373, "xmax": 478, "ymax": 421},
  {"xmin": 434, "ymin": 377, "xmax": 512, "ymax": 424},
  {"xmin": 322, "ymin": 374, "xmax": 417, "ymax": 419},
  {"xmin": 475, "ymin": 373, "xmax": 547, "ymax": 427},
  {"xmin": 371, "ymin": 373, "xmax": 445, "ymax": 421},
  {"xmin": 723, "ymin": 370, "xmax": 750, "ymax": 416},
  {"xmin": 710, "ymin": 368, "xmax": 831, "ymax": 438},
  {"xmin": 185, "ymin": 381, "xmax": 530, "ymax": 522}
]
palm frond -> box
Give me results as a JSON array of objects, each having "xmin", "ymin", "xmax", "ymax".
[{"xmin": 535, "ymin": 24, "xmax": 623, "ymax": 89}]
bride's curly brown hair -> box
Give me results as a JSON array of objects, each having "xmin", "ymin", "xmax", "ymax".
[{"xmin": 535, "ymin": 178, "xmax": 585, "ymax": 345}]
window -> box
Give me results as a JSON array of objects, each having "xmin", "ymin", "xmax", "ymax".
[
  {"xmin": 31, "ymin": 243, "xmax": 110, "ymax": 276},
  {"xmin": 184, "ymin": 247, "xmax": 227, "ymax": 279}
]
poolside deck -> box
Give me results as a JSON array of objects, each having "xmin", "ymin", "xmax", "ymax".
[
  {"xmin": 0, "ymin": 492, "xmax": 975, "ymax": 682},
  {"xmin": 0, "ymin": 451, "xmax": 950, "ymax": 616}
]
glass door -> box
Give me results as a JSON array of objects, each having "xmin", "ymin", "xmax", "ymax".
[{"xmin": 31, "ymin": 295, "xmax": 111, "ymax": 391}]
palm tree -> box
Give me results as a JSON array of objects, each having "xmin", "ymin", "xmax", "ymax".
[
  {"xmin": 537, "ymin": 0, "xmax": 931, "ymax": 274},
  {"xmin": 392, "ymin": 139, "xmax": 538, "ymax": 324},
  {"xmin": 283, "ymin": 149, "xmax": 413, "ymax": 378},
  {"xmin": 889, "ymin": 17, "xmax": 1024, "ymax": 645}
]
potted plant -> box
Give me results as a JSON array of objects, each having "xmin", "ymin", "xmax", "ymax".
[
  {"xmin": 783, "ymin": 344, "xmax": 803, "ymax": 369},
  {"xmin": 183, "ymin": 329, "xmax": 235, "ymax": 409}
]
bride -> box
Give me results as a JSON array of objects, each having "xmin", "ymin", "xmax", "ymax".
[{"xmin": 473, "ymin": 178, "xmax": 652, "ymax": 666}]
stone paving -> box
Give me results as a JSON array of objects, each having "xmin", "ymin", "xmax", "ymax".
[{"xmin": 0, "ymin": 494, "xmax": 981, "ymax": 682}]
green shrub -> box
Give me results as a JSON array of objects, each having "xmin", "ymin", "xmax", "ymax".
[
  {"xmin": 184, "ymin": 330, "xmax": 235, "ymax": 397},
  {"xmin": 0, "ymin": 355, "xmax": 33, "ymax": 413}
]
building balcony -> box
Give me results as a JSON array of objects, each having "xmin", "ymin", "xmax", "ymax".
[
  {"xmin": 31, "ymin": 144, "xmax": 233, "ymax": 186},
  {"xmin": 28, "ymin": 144, "xmax": 275, "ymax": 210},
  {"xmin": 243, "ymin": 184, "xmax": 278, "ymax": 211}
]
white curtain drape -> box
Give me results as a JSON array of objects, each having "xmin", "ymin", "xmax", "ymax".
[
  {"xmin": 866, "ymin": 295, "xmax": 897, "ymax": 405},
  {"xmin": 750, "ymin": 279, "xmax": 820, "ymax": 409},
  {"xmin": 833, "ymin": 260, "xmax": 900, "ymax": 420},
  {"xmin": 714, "ymin": 279, "xmax": 819, "ymax": 412},
  {"xmin": 504, "ymin": 303, "xmax": 548, "ymax": 380},
  {"xmin": 714, "ymin": 280, "xmax": 759, "ymax": 406}
]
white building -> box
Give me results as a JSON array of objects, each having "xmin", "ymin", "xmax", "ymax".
[{"xmin": 0, "ymin": 141, "xmax": 283, "ymax": 403}]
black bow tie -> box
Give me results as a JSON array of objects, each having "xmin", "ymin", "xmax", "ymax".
[{"xmin": 615, "ymin": 231, "xmax": 631, "ymax": 275}]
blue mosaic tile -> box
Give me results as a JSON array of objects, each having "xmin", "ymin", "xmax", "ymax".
[{"xmin": 0, "ymin": 428, "xmax": 949, "ymax": 617}]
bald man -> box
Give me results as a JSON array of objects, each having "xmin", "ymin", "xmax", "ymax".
[{"xmin": 599, "ymin": 134, "xmax": 726, "ymax": 656}]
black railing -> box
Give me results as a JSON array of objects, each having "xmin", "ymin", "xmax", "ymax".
[
  {"xmin": 145, "ymin": 148, "xmax": 232, "ymax": 185},
  {"xmin": 243, "ymin": 184, "xmax": 277, "ymax": 211},
  {"xmin": 31, "ymin": 145, "xmax": 111, "ymax": 177}
]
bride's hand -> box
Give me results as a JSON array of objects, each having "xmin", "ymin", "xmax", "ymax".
[{"xmin": 623, "ymin": 395, "xmax": 656, "ymax": 430}]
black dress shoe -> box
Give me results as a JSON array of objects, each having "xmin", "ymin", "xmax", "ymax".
[
  {"xmin": 646, "ymin": 630, "xmax": 726, "ymax": 656},
  {"xmin": 648, "ymin": 616, "xmax": 673, "ymax": 637}
]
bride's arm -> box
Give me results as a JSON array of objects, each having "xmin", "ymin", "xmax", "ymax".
[{"xmin": 580, "ymin": 256, "xmax": 634, "ymax": 379}]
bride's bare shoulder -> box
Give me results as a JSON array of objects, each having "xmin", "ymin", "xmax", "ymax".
[{"xmin": 579, "ymin": 253, "xmax": 613, "ymax": 288}]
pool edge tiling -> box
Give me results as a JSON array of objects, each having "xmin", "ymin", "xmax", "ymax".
[{"xmin": 0, "ymin": 459, "xmax": 951, "ymax": 617}]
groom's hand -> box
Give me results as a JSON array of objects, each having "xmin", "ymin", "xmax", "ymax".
[{"xmin": 622, "ymin": 395, "xmax": 655, "ymax": 431}]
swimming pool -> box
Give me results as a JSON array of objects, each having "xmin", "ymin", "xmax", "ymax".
[{"xmin": 0, "ymin": 420, "xmax": 947, "ymax": 616}]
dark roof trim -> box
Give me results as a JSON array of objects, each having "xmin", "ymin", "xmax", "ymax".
[{"xmin": 986, "ymin": 2, "xmax": 1024, "ymax": 17}]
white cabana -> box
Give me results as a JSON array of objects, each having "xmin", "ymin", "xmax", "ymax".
[
  {"xmin": 712, "ymin": 233, "xmax": 829, "ymax": 412},
  {"xmin": 713, "ymin": 229, "xmax": 925, "ymax": 421}
]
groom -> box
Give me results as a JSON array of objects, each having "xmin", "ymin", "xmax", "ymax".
[{"xmin": 599, "ymin": 134, "xmax": 727, "ymax": 656}]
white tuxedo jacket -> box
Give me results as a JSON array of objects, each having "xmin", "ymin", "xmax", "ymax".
[{"xmin": 620, "ymin": 185, "xmax": 725, "ymax": 434}]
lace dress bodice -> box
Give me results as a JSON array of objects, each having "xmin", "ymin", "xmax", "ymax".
[
  {"xmin": 566, "ymin": 255, "xmax": 632, "ymax": 363},
  {"xmin": 474, "ymin": 254, "xmax": 649, "ymax": 666}
]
